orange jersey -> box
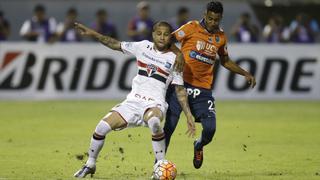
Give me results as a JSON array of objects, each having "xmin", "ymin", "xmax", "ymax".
[{"xmin": 173, "ymin": 20, "xmax": 228, "ymax": 89}]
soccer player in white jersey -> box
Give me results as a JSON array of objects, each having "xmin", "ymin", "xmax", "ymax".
[{"xmin": 73, "ymin": 21, "xmax": 196, "ymax": 178}]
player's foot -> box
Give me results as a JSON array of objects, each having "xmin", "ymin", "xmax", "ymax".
[
  {"xmin": 74, "ymin": 165, "xmax": 96, "ymax": 178},
  {"xmin": 193, "ymin": 140, "xmax": 203, "ymax": 169},
  {"xmin": 150, "ymin": 171, "xmax": 157, "ymax": 180}
]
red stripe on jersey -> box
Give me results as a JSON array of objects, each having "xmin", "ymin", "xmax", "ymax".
[
  {"xmin": 137, "ymin": 60, "xmax": 147, "ymax": 68},
  {"xmin": 157, "ymin": 66, "xmax": 170, "ymax": 77},
  {"xmin": 137, "ymin": 60, "xmax": 169, "ymax": 77}
]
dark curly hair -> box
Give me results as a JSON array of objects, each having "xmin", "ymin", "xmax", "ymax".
[{"xmin": 206, "ymin": 1, "xmax": 223, "ymax": 14}]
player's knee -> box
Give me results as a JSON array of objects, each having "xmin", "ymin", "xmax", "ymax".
[
  {"xmin": 102, "ymin": 112, "xmax": 127, "ymax": 130},
  {"xmin": 203, "ymin": 125, "xmax": 216, "ymax": 138},
  {"xmin": 147, "ymin": 117, "xmax": 163, "ymax": 135},
  {"xmin": 94, "ymin": 120, "xmax": 112, "ymax": 139},
  {"xmin": 200, "ymin": 113, "xmax": 216, "ymax": 142},
  {"xmin": 144, "ymin": 108, "xmax": 163, "ymax": 122}
]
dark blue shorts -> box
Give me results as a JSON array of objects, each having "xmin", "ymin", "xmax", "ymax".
[{"xmin": 166, "ymin": 83, "xmax": 215, "ymax": 122}]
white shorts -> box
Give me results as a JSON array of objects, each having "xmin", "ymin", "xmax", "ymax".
[{"xmin": 110, "ymin": 94, "xmax": 168, "ymax": 128}]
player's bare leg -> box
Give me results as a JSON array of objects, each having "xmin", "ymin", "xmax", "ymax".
[
  {"xmin": 74, "ymin": 112, "xmax": 127, "ymax": 178},
  {"xmin": 144, "ymin": 107, "xmax": 166, "ymax": 162}
]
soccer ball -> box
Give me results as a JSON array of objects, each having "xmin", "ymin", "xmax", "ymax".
[{"xmin": 153, "ymin": 159, "xmax": 177, "ymax": 180}]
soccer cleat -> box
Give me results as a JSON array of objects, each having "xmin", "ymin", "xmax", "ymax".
[
  {"xmin": 150, "ymin": 173, "xmax": 155, "ymax": 180},
  {"xmin": 193, "ymin": 140, "xmax": 203, "ymax": 169},
  {"xmin": 74, "ymin": 165, "xmax": 96, "ymax": 178}
]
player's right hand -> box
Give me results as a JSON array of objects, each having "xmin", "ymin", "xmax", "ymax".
[
  {"xmin": 185, "ymin": 115, "xmax": 196, "ymax": 138},
  {"xmin": 74, "ymin": 22, "xmax": 94, "ymax": 37},
  {"xmin": 245, "ymin": 73, "xmax": 256, "ymax": 88}
]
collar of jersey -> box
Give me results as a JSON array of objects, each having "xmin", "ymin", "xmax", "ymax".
[{"xmin": 152, "ymin": 44, "xmax": 170, "ymax": 54}]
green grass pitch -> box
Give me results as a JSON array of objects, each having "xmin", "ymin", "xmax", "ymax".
[{"xmin": 0, "ymin": 100, "xmax": 319, "ymax": 180}]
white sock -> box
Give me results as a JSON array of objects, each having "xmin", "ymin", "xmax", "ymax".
[
  {"xmin": 86, "ymin": 120, "xmax": 112, "ymax": 167},
  {"xmin": 148, "ymin": 117, "xmax": 166, "ymax": 161}
]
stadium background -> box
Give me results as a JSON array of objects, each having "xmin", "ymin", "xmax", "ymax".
[
  {"xmin": 0, "ymin": 0, "xmax": 319, "ymax": 179},
  {"xmin": 1, "ymin": 0, "xmax": 320, "ymax": 41}
]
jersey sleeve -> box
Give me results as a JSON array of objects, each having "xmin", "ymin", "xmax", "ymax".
[
  {"xmin": 120, "ymin": 41, "xmax": 140, "ymax": 55},
  {"xmin": 172, "ymin": 21, "xmax": 196, "ymax": 42},
  {"xmin": 171, "ymin": 71, "xmax": 184, "ymax": 86},
  {"xmin": 218, "ymin": 34, "xmax": 229, "ymax": 56}
]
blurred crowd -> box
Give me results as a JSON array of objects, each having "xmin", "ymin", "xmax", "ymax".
[
  {"xmin": 231, "ymin": 12, "xmax": 319, "ymax": 43},
  {"xmin": 0, "ymin": 1, "xmax": 319, "ymax": 43}
]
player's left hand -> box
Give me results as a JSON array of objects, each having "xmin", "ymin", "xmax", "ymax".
[
  {"xmin": 185, "ymin": 115, "xmax": 196, "ymax": 138},
  {"xmin": 245, "ymin": 73, "xmax": 256, "ymax": 88}
]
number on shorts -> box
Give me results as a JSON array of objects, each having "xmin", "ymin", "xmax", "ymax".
[{"xmin": 208, "ymin": 100, "xmax": 214, "ymax": 111}]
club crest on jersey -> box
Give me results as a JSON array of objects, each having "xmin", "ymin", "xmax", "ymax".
[
  {"xmin": 215, "ymin": 35, "xmax": 220, "ymax": 43},
  {"xmin": 195, "ymin": 40, "xmax": 217, "ymax": 54},
  {"xmin": 178, "ymin": 30, "xmax": 185, "ymax": 38},
  {"xmin": 165, "ymin": 62, "xmax": 172, "ymax": 69},
  {"xmin": 196, "ymin": 40, "xmax": 206, "ymax": 51},
  {"xmin": 146, "ymin": 64, "xmax": 157, "ymax": 76}
]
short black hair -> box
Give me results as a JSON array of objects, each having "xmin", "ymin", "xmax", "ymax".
[
  {"xmin": 152, "ymin": 21, "xmax": 173, "ymax": 32},
  {"xmin": 206, "ymin": 1, "xmax": 223, "ymax": 14}
]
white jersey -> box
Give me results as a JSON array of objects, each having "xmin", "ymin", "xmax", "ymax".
[{"xmin": 121, "ymin": 40, "xmax": 183, "ymax": 104}]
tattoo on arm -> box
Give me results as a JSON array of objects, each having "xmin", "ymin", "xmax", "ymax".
[
  {"xmin": 174, "ymin": 53, "xmax": 185, "ymax": 73},
  {"xmin": 175, "ymin": 85, "xmax": 192, "ymax": 117},
  {"xmin": 96, "ymin": 34, "xmax": 121, "ymax": 51}
]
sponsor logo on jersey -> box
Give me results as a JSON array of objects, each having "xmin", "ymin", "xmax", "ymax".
[
  {"xmin": 165, "ymin": 62, "xmax": 172, "ymax": 69},
  {"xmin": 134, "ymin": 93, "xmax": 155, "ymax": 101},
  {"xmin": 142, "ymin": 52, "xmax": 165, "ymax": 65},
  {"xmin": 196, "ymin": 41, "xmax": 206, "ymax": 51},
  {"xmin": 189, "ymin": 50, "xmax": 215, "ymax": 65}
]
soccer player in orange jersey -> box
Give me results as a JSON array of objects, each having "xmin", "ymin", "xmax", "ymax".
[{"xmin": 164, "ymin": 1, "xmax": 256, "ymax": 169}]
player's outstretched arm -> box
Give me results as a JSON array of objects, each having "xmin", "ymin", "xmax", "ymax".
[
  {"xmin": 175, "ymin": 85, "xmax": 196, "ymax": 137},
  {"xmin": 74, "ymin": 22, "xmax": 121, "ymax": 51},
  {"xmin": 220, "ymin": 55, "xmax": 256, "ymax": 88}
]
